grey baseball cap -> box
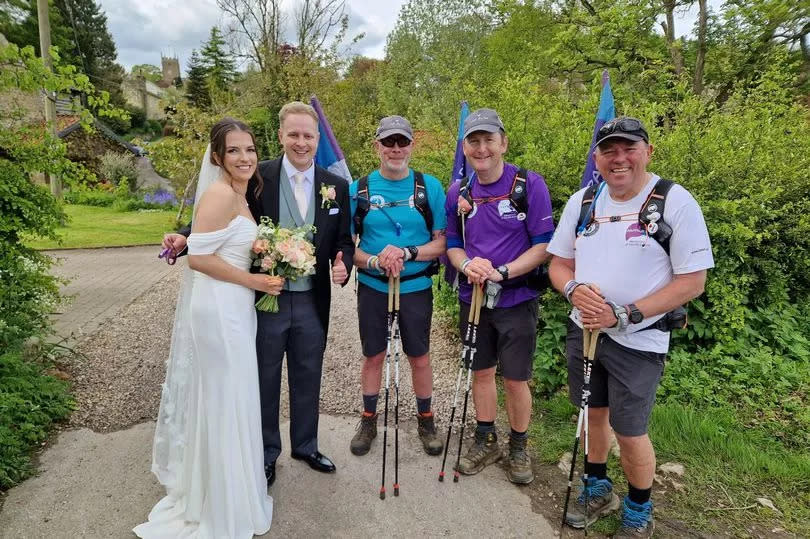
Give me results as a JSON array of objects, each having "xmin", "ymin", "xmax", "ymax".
[
  {"xmin": 462, "ymin": 108, "xmax": 506, "ymax": 139},
  {"xmin": 375, "ymin": 115, "xmax": 413, "ymax": 140}
]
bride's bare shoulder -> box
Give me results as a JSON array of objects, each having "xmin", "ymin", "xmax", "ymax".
[{"xmin": 193, "ymin": 183, "xmax": 238, "ymax": 232}]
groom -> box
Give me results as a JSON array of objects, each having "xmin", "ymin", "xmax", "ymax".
[{"xmin": 165, "ymin": 102, "xmax": 354, "ymax": 486}]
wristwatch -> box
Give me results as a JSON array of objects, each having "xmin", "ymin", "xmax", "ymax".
[
  {"xmin": 607, "ymin": 301, "xmax": 630, "ymax": 332},
  {"xmin": 626, "ymin": 303, "xmax": 644, "ymax": 324},
  {"xmin": 406, "ymin": 245, "xmax": 419, "ymax": 261},
  {"xmin": 497, "ymin": 264, "xmax": 509, "ymax": 280}
]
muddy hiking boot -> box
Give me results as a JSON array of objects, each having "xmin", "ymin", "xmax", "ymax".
[
  {"xmin": 564, "ymin": 477, "xmax": 621, "ymax": 528},
  {"xmin": 506, "ymin": 435, "xmax": 534, "ymax": 484},
  {"xmin": 349, "ymin": 412, "xmax": 377, "ymax": 456},
  {"xmin": 417, "ymin": 412, "xmax": 443, "ymax": 455},
  {"xmin": 613, "ymin": 497, "xmax": 654, "ymax": 538},
  {"xmin": 456, "ymin": 431, "xmax": 502, "ymax": 475}
]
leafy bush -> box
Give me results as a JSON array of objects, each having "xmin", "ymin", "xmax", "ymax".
[
  {"xmin": 98, "ymin": 151, "xmax": 137, "ymax": 190},
  {"xmin": 0, "ymin": 349, "xmax": 74, "ymax": 489},
  {"xmin": 64, "ymin": 188, "xmax": 116, "ymax": 207}
]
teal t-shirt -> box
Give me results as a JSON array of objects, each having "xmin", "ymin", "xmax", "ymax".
[{"xmin": 349, "ymin": 169, "xmax": 447, "ymax": 294}]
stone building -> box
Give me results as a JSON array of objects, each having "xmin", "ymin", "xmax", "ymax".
[{"xmin": 122, "ymin": 55, "xmax": 182, "ymax": 120}]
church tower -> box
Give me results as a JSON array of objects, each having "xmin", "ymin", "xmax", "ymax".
[{"xmin": 160, "ymin": 55, "xmax": 181, "ymax": 87}]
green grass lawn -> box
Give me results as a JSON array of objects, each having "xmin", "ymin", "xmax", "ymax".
[{"xmin": 26, "ymin": 205, "xmax": 183, "ymax": 250}]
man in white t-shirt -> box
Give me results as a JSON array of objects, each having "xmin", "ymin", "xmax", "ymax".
[{"xmin": 547, "ymin": 116, "xmax": 714, "ymax": 537}]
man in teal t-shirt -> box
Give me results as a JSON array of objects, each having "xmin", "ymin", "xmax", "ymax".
[{"xmin": 348, "ymin": 115, "xmax": 447, "ymax": 457}]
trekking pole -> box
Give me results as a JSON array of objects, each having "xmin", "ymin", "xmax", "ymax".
[
  {"xmin": 561, "ymin": 326, "xmax": 600, "ymax": 532},
  {"xmin": 380, "ymin": 276, "xmax": 395, "ymax": 500},
  {"xmin": 453, "ymin": 283, "xmax": 484, "ymax": 482},
  {"xmin": 392, "ymin": 276, "xmax": 401, "ymax": 496},
  {"xmin": 438, "ymin": 279, "xmax": 478, "ymax": 481}
]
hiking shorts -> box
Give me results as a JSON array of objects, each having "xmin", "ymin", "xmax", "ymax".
[
  {"xmin": 357, "ymin": 283, "xmax": 433, "ymax": 358},
  {"xmin": 458, "ymin": 298, "xmax": 538, "ymax": 382},
  {"xmin": 566, "ymin": 320, "xmax": 666, "ymax": 437}
]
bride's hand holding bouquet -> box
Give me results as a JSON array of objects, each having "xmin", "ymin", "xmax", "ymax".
[{"xmin": 251, "ymin": 216, "xmax": 317, "ymax": 312}]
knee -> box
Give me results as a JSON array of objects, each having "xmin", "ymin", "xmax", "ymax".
[
  {"xmin": 615, "ymin": 433, "xmax": 653, "ymax": 458},
  {"xmin": 408, "ymin": 353, "xmax": 430, "ymax": 369},
  {"xmin": 473, "ymin": 367, "xmax": 496, "ymax": 384},
  {"xmin": 364, "ymin": 352, "xmax": 385, "ymax": 368},
  {"xmin": 503, "ymin": 378, "xmax": 528, "ymax": 394}
]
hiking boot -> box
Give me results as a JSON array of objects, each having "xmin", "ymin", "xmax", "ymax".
[
  {"xmin": 564, "ymin": 477, "xmax": 621, "ymax": 529},
  {"xmin": 506, "ymin": 435, "xmax": 534, "ymax": 484},
  {"xmin": 417, "ymin": 412, "xmax": 443, "ymax": 456},
  {"xmin": 350, "ymin": 413, "xmax": 377, "ymax": 456},
  {"xmin": 456, "ymin": 431, "xmax": 502, "ymax": 475},
  {"xmin": 613, "ymin": 497, "xmax": 654, "ymax": 538}
]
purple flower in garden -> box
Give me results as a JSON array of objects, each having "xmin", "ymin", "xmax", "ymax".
[{"xmin": 143, "ymin": 189, "xmax": 178, "ymax": 206}]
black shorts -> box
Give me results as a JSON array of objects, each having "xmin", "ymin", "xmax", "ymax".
[
  {"xmin": 457, "ymin": 298, "xmax": 538, "ymax": 382},
  {"xmin": 566, "ymin": 320, "xmax": 665, "ymax": 437},
  {"xmin": 357, "ymin": 283, "xmax": 433, "ymax": 357}
]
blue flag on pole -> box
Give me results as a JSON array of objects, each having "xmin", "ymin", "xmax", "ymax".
[
  {"xmin": 581, "ymin": 70, "xmax": 616, "ymax": 189},
  {"xmin": 310, "ymin": 95, "xmax": 352, "ymax": 183},
  {"xmin": 451, "ymin": 101, "xmax": 470, "ymax": 183}
]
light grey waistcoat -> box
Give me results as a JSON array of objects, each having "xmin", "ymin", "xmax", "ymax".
[{"xmin": 278, "ymin": 166, "xmax": 315, "ymax": 291}]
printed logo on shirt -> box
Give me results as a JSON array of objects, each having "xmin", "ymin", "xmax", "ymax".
[
  {"xmin": 369, "ymin": 194, "xmax": 385, "ymax": 209},
  {"xmin": 625, "ymin": 222, "xmax": 648, "ymax": 247},
  {"xmin": 408, "ymin": 194, "xmax": 415, "ymax": 208},
  {"xmin": 497, "ymin": 199, "xmax": 518, "ymax": 219}
]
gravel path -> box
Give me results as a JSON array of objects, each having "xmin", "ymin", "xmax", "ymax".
[{"xmin": 68, "ymin": 265, "xmax": 465, "ymax": 433}]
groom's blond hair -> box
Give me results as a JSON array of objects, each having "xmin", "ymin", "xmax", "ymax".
[{"xmin": 279, "ymin": 101, "xmax": 318, "ymax": 127}]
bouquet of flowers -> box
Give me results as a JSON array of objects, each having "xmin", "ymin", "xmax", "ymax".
[{"xmin": 251, "ymin": 216, "xmax": 317, "ymax": 312}]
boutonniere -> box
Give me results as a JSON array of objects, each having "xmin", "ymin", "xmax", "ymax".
[{"xmin": 320, "ymin": 184, "xmax": 337, "ymax": 209}]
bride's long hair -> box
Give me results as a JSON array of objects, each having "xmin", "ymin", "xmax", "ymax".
[{"xmin": 209, "ymin": 117, "xmax": 264, "ymax": 198}]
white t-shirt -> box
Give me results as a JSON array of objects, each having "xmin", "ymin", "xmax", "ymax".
[{"xmin": 547, "ymin": 174, "xmax": 714, "ymax": 353}]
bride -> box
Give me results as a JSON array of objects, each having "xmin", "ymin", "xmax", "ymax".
[{"xmin": 134, "ymin": 118, "xmax": 281, "ymax": 538}]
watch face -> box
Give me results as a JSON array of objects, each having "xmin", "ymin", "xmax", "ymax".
[{"xmin": 630, "ymin": 310, "xmax": 643, "ymax": 324}]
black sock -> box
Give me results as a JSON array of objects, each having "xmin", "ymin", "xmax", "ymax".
[
  {"xmin": 416, "ymin": 396, "xmax": 432, "ymax": 415},
  {"xmin": 584, "ymin": 462, "xmax": 608, "ymax": 480},
  {"xmin": 476, "ymin": 420, "xmax": 496, "ymax": 436},
  {"xmin": 362, "ymin": 393, "xmax": 379, "ymax": 415},
  {"xmin": 509, "ymin": 428, "xmax": 528, "ymax": 441},
  {"xmin": 628, "ymin": 483, "xmax": 651, "ymax": 505}
]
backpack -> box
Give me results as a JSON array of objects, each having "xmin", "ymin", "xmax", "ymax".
[
  {"xmin": 576, "ymin": 177, "xmax": 688, "ymax": 331},
  {"xmin": 576, "ymin": 178, "xmax": 675, "ymax": 255},
  {"xmin": 450, "ymin": 168, "xmax": 549, "ymax": 292},
  {"xmin": 354, "ymin": 171, "xmax": 439, "ymax": 283}
]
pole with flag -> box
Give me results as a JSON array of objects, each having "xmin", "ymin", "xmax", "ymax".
[
  {"xmin": 450, "ymin": 100, "xmax": 470, "ymax": 183},
  {"xmin": 310, "ymin": 95, "xmax": 352, "ymax": 183},
  {"xmin": 580, "ymin": 70, "xmax": 616, "ymax": 189}
]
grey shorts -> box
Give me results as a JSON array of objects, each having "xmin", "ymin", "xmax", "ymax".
[
  {"xmin": 357, "ymin": 283, "xmax": 433, "ymax": 357},
  {"xmin": 458, "ymin": 298, "xmax": 538, "ymax": 382},
  {"xmin": 566, "ymin": 320, "xmax": 665, "ymax": 437}
]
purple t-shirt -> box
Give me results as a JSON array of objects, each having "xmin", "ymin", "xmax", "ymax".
[{"xmin": 445, "ymin": 162, "xmax": 555, "ymax": 307}]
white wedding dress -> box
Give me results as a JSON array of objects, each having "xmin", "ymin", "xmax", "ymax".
[{"xmin": 134, "ymin": 215, "xmax": 273, "ymax": 538}]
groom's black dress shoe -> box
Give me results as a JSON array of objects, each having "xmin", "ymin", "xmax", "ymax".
[
  {"xmin": 265, "ymin": 462, "xmax": 276, "ymax": 487},
  {"xmin": 291, "ymin": 451, "xmax": 336, "ymax": 473}
]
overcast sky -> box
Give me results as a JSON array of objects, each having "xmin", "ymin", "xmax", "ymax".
[
  {"xmin": 99, "ymin": 0, "xmax": 408, "ymax": 73},
  {"xmin": 100, "ymin": 0, "xmax": 709, "ymax": 74}
]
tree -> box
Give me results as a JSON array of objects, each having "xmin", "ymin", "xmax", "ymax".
[
  {"xmin": 131, "ymin": 63, "xmax": 162, "ymax": 82},
  {"xmin": 185, "ymin": 49, "xmax": 211, "ymax": 109},
  {"xmin": 51, "ymin": 0, "xmax": 127, "ymax": 106},
  {"xmin": 0, "ymin": 0, "xmax": 74, "ymax": 56},
  {"xmin": 217, "ymin": 0, "xmax": 283, "ymax": 73},
  {"xmin": 199, "ymin": 27, "xmax": 237, "ymax": 92}
]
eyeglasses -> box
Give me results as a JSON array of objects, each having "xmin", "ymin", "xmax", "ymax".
[
  {"xmin": 597, "ymin": 117, "xmax": 648, "ymax": 141},
  {"xmin": 379, "ymin": 136, "xmax": 412, "ymax": 148}
]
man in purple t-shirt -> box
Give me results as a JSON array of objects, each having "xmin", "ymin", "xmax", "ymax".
[{"xmin": 444, "ymin": 108, "xmax": 554, "ymax": 484}]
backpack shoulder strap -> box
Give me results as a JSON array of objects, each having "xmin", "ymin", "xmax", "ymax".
[
  {"xmin": 639, "ymin": 178, "xmax": 675, "ymax": 256},
  {"xmin": 509, "ymin": 168, "xmax": 529, "ymax": 216},
  {"xmin": 412, "ymin": 171, "xmax": 433, "ymax": 233},
  {"xmin": 576, "ymin": 183, "xmax": 600, "ymax": 235},
  {"xmin": 353, "ymin": 175, "xmax": 370, "ymax": 238}
]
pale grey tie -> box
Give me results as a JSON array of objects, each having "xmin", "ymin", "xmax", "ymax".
[{"xmin": 293, "ymin": 172, "xmax": 308, "ymax": 218}]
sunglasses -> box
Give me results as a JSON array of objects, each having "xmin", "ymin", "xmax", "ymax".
[
  {"xmin": 379, "ymin": 135, "xmax": 412, "ymax": 148},
  {"xmin": 597, "ymin": 117, "xmax": 648, "ymax": 141}
]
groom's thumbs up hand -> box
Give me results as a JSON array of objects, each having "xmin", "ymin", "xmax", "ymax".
[{"xmin": 331, "ymin": 251, "xmax": 347, "ymax": 284}]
